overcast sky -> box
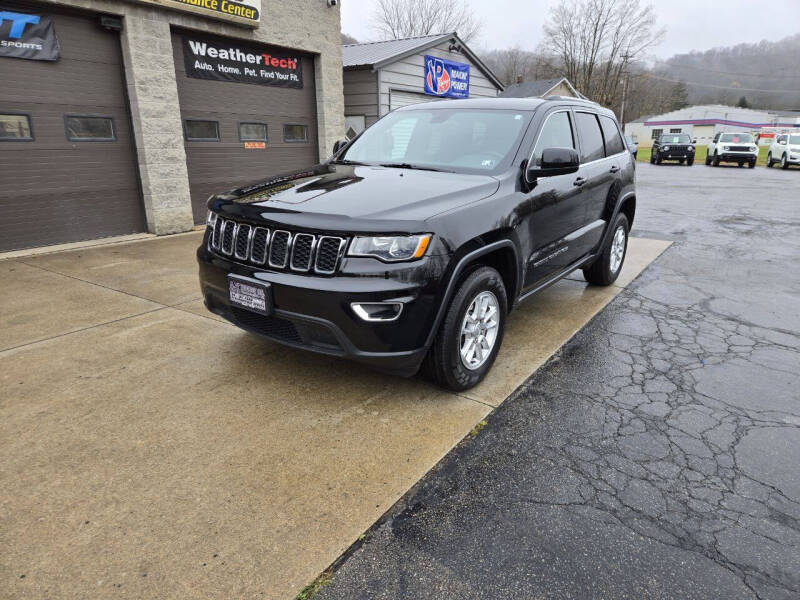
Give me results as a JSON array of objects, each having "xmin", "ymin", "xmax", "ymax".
[{"xmin": 341, "ymin": 0, "xmax": 800, "ymax": 60}]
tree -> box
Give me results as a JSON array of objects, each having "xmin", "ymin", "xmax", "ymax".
[
  {"xmin": 372, "ymin": 0, "xmax": 481, "ymax": 42},
  {"xmin": 736, "ymin": 96, "xmax": 750, "ymax": 108},
  {"xmin": 341, "ymin": 33, "xmax": 359, "ymax": 45},
  {"xmin": 670, "ymin": 80, "xmax": 689, "ymax": 110},
  {"xmin": 542, "ymin": 0, "xmax": 664, "ymax": 107},
  {"xmin": 482, "ymin": 47, "xmax": 559, "ymax": 86}
]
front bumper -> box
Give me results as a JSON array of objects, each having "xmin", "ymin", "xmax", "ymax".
[
  {"xmin": 197, "ymin": 239, "xmax": 448, "ymax": 377},
  {"xmin": 717, "ymin": 152, "xmax": 757, "ymax": 163}
]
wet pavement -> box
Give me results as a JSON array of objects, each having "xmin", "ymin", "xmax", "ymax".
[{"xmin": 318, "ymin": 164, "xmax": 800, "ymax": 600}]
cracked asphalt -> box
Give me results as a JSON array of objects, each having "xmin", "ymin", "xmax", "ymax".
[{"xmin": 316, "ymin": 163, "xmax": 800, "ymax": 600}]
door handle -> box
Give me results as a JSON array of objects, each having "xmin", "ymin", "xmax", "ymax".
[
  {"xmin": 573, "ymin": 177, "xmax": 587, "ymax": 187},
  {"xmin": 609, "ymin": 165, "xmax": 620, "ymax": 173}
]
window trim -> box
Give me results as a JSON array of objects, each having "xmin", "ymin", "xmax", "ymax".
[
  {"xmin": 598, "ymin": 114, "xmax": 627, "ymax": 158},
  {"xmin": 64, "ymin": 114, "xmax": 117, "ymax": 142},
  {"xmin": 0, "ymin": 111, "xmax": 34, "ymax": 142},
  {"xmin": 238, "ymin": 121, "xmax": 268, "ymax": 142},
  {"xmin": 283, "ymin": 122, "xmax": 309, "ymax": 143},
  {"xmin": 184, "ymin": 118, "xmax": 220, "ymax": 142},
  {"xmin": 651, "ymin": 128, "xmax": 664, "ymax": 140},
  {"xmin": 526, "ymin": 108, "xmax": 575, "ymax": 173},
  {"xmin": 575, "ymin": 110, "xmax": 607, "ymax": 164}
]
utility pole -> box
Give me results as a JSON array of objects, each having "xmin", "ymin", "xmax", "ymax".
[{"xmin": 619, "ymin": 52, "xmax": 631, "ymax": 126}]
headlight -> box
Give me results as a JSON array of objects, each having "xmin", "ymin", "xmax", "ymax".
[
  {"xmin": 663, "ymin": 145, "xmax": 670, "ymax": 151},
  {"xmin": 688, "ymin": 145, "xmax": 694, "ymax": 152},
  {"xmin": 724, "ymin": 146, "xmax": 730, "ymax": 151},
  {"xmin": 348, "ymin": 234, "xmax": 432, "ymax": 262}
]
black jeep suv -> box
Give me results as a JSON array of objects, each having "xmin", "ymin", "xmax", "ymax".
[
  {"xmin": 650, "ymin": 133, "xmax": 695, "ymax": 165},
  {"xmin": 197, "ymin": 97, "xmax": 635, "ymax": 391}
]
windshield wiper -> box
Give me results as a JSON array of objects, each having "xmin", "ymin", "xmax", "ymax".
[
  {"xmin": 380, "ymin": 162, "xmax": 451, "ymax": 172},
  {"xmin": 330, "ymin": 159, "xmax": 368, "ymax": 166}
]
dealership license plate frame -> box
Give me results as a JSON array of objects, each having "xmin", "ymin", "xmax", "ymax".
[{"xmin": 228, "ymin": 274, "xmax": 273, "ymax": 316}]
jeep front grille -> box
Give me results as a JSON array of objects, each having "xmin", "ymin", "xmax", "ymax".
[{"xmin": 209, "ymin": 217, "xmax": 347, "ymax": 275}]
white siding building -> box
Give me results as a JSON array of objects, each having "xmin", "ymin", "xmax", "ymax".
[{"xmin": 625, "ymin": 105, "xmax": 800, "ymax": 147}]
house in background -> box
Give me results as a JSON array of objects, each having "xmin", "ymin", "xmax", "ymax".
[
  {"xmin": 499, "ymin": 77, "xmax": 582, "ymax": 100},
  {"xmin": 342, "ymin": 33, "xmax": 504, "ymax": 137}
]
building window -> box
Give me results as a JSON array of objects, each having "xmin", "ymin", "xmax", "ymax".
[
  {"xmin": 670, "ymin": 128, "xmax": 682, "ymax": 133},
  {"xmin": 184, "ymin": 120, "xmax": 220, "ymax": 141},
  {"xmin": 345, "ymin": 115, "xmax": 366, "ymax": 139},
  {"xmin": 283, "ymin": 123, "xmax": 308, "ymax": 142},
  {"xmin": 651, "ymin": 128, "xmax": 663, "ymax": 140},
  {"xmin": 0, "ymin": 113, "xmax": 33, "ymax": 141},
  {"xmin": 65, "ymin": 116, "xmax": 115, "ymax": 141},
  {"xmin": 239, "ymin": 122, "xmax": 268, "ymax": 142}
]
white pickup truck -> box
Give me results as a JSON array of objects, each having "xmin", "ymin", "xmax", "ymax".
[
  {"xmin": 706, "ymin": 132, "xmax": 759, "ymax": 168},
  {"xmin": 767, "ymin": 133, "xmax": 800, "ymax": 169}
]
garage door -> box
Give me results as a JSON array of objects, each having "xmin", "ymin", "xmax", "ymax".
[
  {"xmin": 390, "ymin": 90, "xmax": 442, "ymax": 111},
  {"xmin": 172, "ymin": 30, "xmax": 318, "ymax": 224},
  {"xmin": 0, "ymin": 2, "xmax": 145, "ymax": 252}
]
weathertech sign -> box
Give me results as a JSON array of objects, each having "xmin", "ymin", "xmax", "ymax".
[
  {"xmin": 135, "ymin": 0, "xmax": 260, "ymax": 26},
  {"xmin": 183, "ymin": 35, "xmax": 303, "ymax": 88}
]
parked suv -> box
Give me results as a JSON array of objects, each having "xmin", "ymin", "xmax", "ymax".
[
  {"xmin": 767, "ymin": 133, "xmax": 800, "ymax": 169},
  {"xmin": 706, "ymin": 132, "xmax": 758, "ymax": 168},
  {"xmin": 197, "ymin": 98, "xmax": 635, "ymax": 391},
  {"xmin": 650, "ymin": 133, "xmax": 695, "ymax": 165}
]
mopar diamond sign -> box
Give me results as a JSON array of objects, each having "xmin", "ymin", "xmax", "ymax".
[
  {"xmin": 0, "ymin": 10, "xmax": 60, "ymax": 61},
  {"xmin": 424, "ymin": 55, "xmax": 469, "ymax": 99}
]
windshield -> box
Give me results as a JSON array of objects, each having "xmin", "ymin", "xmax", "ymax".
[
  {"xmin": 659, "ymin": 134, "xmax": 691, "ymax": 144},
  {"xmin": 339, "ymin": 108, "xmax": 532, "ymax": 174},
  {"xmin": 720, "ymin": 133, "xmax": 754, "ymax": 143},
  {"xmin": 790, "ymin": 134, "xmax": 800, "ymax": 145}
]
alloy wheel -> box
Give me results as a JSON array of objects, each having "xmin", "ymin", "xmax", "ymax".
[
  {"xmin": 610, "ymin": 225, "xmax": 626, "ymax": 274},
  {"xmin": 459, "ymin": 291, "xmax": 500, "ymax": 370}
]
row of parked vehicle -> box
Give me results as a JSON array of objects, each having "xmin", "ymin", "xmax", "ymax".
[{"xmin": 631, "ymin": 132, "xmax": 799, "ymax": 169}]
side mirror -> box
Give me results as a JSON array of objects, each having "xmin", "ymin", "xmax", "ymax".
[
  {"xmin": 692, "ymin": 139, "xmax": 697, "ymax": 144},
  {"xmin": 332, "ymin": 139, "xmax": 349, "ymax": 155},
  {"xmin": 527, "ymin": 147, "xmax": 580, "ymax": 180}
]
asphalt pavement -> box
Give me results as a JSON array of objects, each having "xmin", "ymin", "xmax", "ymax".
[{"xmin": 317, "ymin": 163, "xmax": 800, "ymax": 600}]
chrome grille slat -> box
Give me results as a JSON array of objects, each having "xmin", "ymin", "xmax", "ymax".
[
  {"xmin": 268, "ymin": 230, "xmax": 291, "ymax": 268},
  {"xmin": 314, "ymin": 236, "xmax": 346, "ymax": 274},
  {"xmin": 290, "ymin": 233, "xmax": 315, "ymax": 272},
  {"xmin": 209, "ymin": 217, "xmax": 345, "ymax": 275},
  {"xmin": 234, "ymin": 224, "xmax": 252, "ymax": 260}
]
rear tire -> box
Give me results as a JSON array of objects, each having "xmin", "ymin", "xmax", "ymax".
[
  {"xmin": 748, "ymin": 160, "xmax": 755, "ymax": 169},
  {"xmin": 687, "ymin": 158, "xmax": 694, "ymax": 166},
  {"xmin": 424, "ymin": 266, "xmax": 507, "ymax": 391},
  {"xmin": 583, "ymin": 213, "xmax": 629, "ymax": 287},
  {"xmin": 705, "ymin": 154, "xmax": 711, "ymax": 166}
]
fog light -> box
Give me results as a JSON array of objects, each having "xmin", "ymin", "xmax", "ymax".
[{"xmin": 351, "ymin": 302, "xmax": 403, "ymax": 322}]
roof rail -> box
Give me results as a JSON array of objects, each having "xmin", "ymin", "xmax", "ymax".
[{"xmin": 544, "ymin": 95, "xmax": 600, "ymax": 105}]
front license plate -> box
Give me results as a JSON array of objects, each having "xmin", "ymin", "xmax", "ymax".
[{"xmin": 228, "ymin": 275, "xmax": 272, "ymax": 316}]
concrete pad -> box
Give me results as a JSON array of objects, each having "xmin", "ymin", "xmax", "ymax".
[
  {"xmin": 0, "ymin": 260, "xmax": 159, "ymax": 351},
  {"xmin": 1, "ymin": 236, "xmax": 667, "ymax": 600},
  {"xmin": 0, "ymin": 309, "xmax": 489, "ymax": 600},
  {"xmin": 20, "ymin": 231, "xmax": 205, "ymax": 306},
  {"xmin": 467, "ymin": 237, "xmax": 671, "ymax": 405},
  {"xmin": 173, "ymin": 298, "xmax": 228, "ymax": 323}
]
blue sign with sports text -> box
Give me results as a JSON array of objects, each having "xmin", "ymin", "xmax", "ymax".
[{"xmin": 424, "ymin": 55, "xmax": 469, "ymax": 99}]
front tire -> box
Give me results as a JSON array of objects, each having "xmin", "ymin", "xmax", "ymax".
[
  {"xmin": 782, "ymin": 154, "xmax": 789, "ymax": 169},
  {"xmin": 687, "ymin": 158, "xmax": 694, "ymax": 166},
  {"xmin": 424, "ymin": 266, "xmax": 507, "ymax": 391},
  {"xmin": 767, "ymin": 152, "xmax": 774, "ymax": 167},
  {"xmin": 583, "ymin": 213, "xmax": 629, "ymax": 286},
  {"xmin": 713, "ymin": 152, "xmax": 720, "ymax": 166},
  {"xmin": 748, "ymin": 160, "xmax": 756, "ymax": 169}
]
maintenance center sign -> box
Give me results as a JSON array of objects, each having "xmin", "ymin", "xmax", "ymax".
[
  {"xmin": 424, "ymin": 55, "xmax": 469, "ymax": 99},
  {"xmin": 135, "ymin": 0, "xmax": 260, "ymax": 27},
  {"xmin": 183, "ymin": 34, "xmax": 303, "ymax": 88}
]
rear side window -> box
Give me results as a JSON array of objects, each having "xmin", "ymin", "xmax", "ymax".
[
  {"xmin": 65, "ymin": 116, "xmax": 115, "ymax": 141},
  {"xmin": 0, "ymin": 114, "xmax": 32, "ymax": 140},
  {"xmin": 532, "ymin": 111, "xmax": 574, "ymax": 167},
  {"xmin": 575, "ymin": 112, "xmax": 605, "ymax": 162},
  {"xmin": 599, "ymin": 115, "xmax": 625, "ymax": 156}
]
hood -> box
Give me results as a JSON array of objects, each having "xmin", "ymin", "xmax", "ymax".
[{"xmin": 210, "ymin": 163, "xmax": 500, "ymax": 233}]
